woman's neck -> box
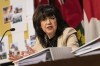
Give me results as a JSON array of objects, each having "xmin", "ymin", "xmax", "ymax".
[{"xmin": 47, "ymin": 33, "xmax": 55, "ymax": 39}]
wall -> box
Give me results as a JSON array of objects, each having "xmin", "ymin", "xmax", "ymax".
[{"xmin": 0, "ymin": 0, "xmax": 35, "ymax": 64}]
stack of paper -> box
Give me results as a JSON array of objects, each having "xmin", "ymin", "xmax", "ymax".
[
  {"xmin": 72, "ymin": 36, "xmax": 100, "ymax": 56},
  {"xmin": 14, "ymin": 47, "xmax": 74, "ymax": 66},
  {"xmin": 14, "ymin": 48, "xmax": 49, "ymax": 66}
]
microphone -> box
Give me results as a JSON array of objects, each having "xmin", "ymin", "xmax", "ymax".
[
  {"xmin": 0, "ymin": 28, "xmax": 15, "ymax": 43},
  {"xmin": 9, "ymin": 28, "xmax": 15, "ymax": 31}
]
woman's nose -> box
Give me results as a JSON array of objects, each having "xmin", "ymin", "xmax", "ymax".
[{"xmin": 46, "ymin": 19, "xmax": 51, "ymax": 24}]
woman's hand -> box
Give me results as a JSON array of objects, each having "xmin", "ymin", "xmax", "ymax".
[
  {"xmin": 26, "ymin": 45, "xmax": 35, "ymax": 54},
  {"xmin": 9, "ymin": 45, "xmax": 35, "ymax": 61},
  {"xmin": 9, "ymin": 54, "xmax": 23, "ymax": 61}
]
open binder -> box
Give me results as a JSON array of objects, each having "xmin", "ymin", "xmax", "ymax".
[
  {"xmin": 72, "ymin": 36, "xmax": 100, "ymax": 56},
  {"xmin": 14, "ymin": 47, "xmax": 74, "ymax": 66}
]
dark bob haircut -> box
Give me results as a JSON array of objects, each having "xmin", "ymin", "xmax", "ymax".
[{"xmin": 33, "ymin": 4, "xmax": 68, "ymax": 47}]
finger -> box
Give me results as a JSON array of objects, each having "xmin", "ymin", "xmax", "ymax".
[
  {"xmin": 9, "ymin": 54, "xmax": 23, "ymax": 61},
  {"xmin": 26, "ymin": 45, "xmax": 35, "ymax": 53},
  {"xmin": 9, "ymin": 54, "xmax": 15, "ymax": 57},
  {"xmin": 9, "ymin": 56, "xmax": 17, "ymax": 61}
]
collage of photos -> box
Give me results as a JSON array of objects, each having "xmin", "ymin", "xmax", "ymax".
[
  {"xmin": 3, "ymin": 5, "xmax": 22, "ymax": 24},
  {"xmin": 3, "ymin": 6, "xmax": 12, "ymax": 23},
  {"xmin": 24, "ymin": 35, "xmax": 36, "ymax": 49},
  {"xmin": 12, "ymin": 4, "xmax": 22, "ymax": 23},
  {"xmin": 30, "ymin": 35, "xmax": 36, "ymax": 47},
  {"xmin": 8, "ymin": 34, "xmax": 36, "ymax": 58},
  {"xmin": 0, "ymin": 42, "xmax": 7, "ymax": 60},
  {"xmin": 9, "ymin": 42, "xmax": 20, "ymax": 57}
]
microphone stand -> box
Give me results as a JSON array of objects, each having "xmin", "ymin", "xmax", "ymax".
[
  {"xmin": 0, "ymin": 28, "xmax": 15, "ymax": 43},
  {"xmin": 0, "ymin": 30, "xmax": 10, "ymax": 44}
]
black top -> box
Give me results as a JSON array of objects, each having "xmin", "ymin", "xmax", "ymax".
[{"xmin": 46, "ymin": 36, "xmax": 57, "ymax": 47}]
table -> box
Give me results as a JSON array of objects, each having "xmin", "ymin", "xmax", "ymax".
[{"xmin": 27, "ymin": 54, "xmax": 100, "ymax": 66}]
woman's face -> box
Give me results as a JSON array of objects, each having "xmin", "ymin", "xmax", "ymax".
[{"xmin": 40, "ymin": 15, "xmax": 57, "ymax": 38}]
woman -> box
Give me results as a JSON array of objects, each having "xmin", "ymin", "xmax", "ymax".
[
  {"xmin": 32, "ymin": 4, "xmax": 79, "ymax": 52},
  {"xmin": 9, "ymin": 4, "xmax": 79, "ymax": 61}
]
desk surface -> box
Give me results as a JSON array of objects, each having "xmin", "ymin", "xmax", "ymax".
[{"xmin": 27, "ymin": 54, "xmax": 100, "ymax": 66}]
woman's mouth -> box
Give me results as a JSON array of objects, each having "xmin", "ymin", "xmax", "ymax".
[{"xmin": 47, "ymin": 26, "xmax": 53, "ymax": 30}]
